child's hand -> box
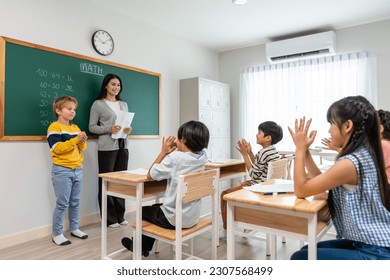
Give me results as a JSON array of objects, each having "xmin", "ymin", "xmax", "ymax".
[
  {"xmin": 236, "ymin": 139, "xmax": 249, "ymax": 155},
  {"xmin": 161, "ymin": 136, "xmax": 177, "ymax": 155},
  {"xmin": 78, "ymin": 131, "xmax": 88, "ymax": 142},
  {"xmin": 288, "ymin": 117, "xmax": 316, "ymax": 151},
  {"xmin": 321, "ymin": 137, "xmax": 341, "ymax": 152},
  {"xmin": 242, "ymin": 139, "xmax": 252, "ymax": 153}
]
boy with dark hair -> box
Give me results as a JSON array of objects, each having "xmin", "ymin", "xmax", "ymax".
[
  {"xmin": 121, "ymin": 120, "xmax": 210, "ymax": 257},
  {"xmin": 220, "ymin": 121, "xmax": 283, "ymax": 231}
]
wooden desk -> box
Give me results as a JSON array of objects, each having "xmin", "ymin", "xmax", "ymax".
[
  {"xmin": 205, "ymin": 159, "xmax": 247, "ymax": 245},
  {"xmin": 205, "ymin": 159, "xmax": 247, "ymax": 183},
  {"xmin": 224, "ymin": 189, "xmax": 331, "ymax": 260},
  {"xmin": 99, "ymin": 171, "xmax": 166, "ymax": 260}
]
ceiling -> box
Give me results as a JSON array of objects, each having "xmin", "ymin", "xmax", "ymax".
[{"xmin": 90, "ymin": 0, "xmax": 390, "ymax": 52}]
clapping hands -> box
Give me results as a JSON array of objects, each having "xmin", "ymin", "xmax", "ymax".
[
  {"xmin": 78, "ymin": 131, "xmax": 88, "ymax": 142},
  {"xmin": 288, "ymin": 117, "xmax": 317, "ymax": 150}
]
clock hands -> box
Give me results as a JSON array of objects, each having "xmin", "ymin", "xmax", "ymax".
[
  {"xmin": 95, "ymin": 36, "xmax": 104, "ymax": 43},
  {"xmin": 92, "ymin": 30, "xmax": 113, "ymax": 55},
  {"xmin": 95, "ymin": 36, "xmax": 112, "ymax": 44}
]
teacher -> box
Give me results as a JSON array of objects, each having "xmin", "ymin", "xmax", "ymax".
[{"xmin": 89, "ymin": 73, "xmax": 132, "ymax": 228}]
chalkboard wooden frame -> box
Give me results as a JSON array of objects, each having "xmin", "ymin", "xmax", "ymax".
[{"xmin": 0, "ymin": 36, "xmax": 161, "ymax": 141}]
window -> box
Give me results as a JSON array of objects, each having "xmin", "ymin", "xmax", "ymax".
[{"xmin": 239, "ymin": 51, "xmax": 377, "ymax": 150}]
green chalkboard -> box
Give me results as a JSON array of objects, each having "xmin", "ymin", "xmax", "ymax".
[{"xmin": 0, "ymin": 37, "xmax": 160, "ymax": 140}]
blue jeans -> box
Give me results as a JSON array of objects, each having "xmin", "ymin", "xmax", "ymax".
[
  {"xmin": 51, "ymin": 165, "xmax": 83, "ymax": 236},
  {"xmin": 290, "ymin": 239, "xmax": 390, "ymax": 260}
]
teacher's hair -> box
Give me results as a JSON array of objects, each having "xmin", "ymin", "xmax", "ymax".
[{"xmin": 96, "ymin": 73, "xmax": 123, "ymax": 100}]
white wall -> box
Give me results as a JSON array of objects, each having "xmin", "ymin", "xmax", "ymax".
[
  {"xmin": 0, "ymin": 0, "xmax": 219, "ymax": 246},
  {"xmin": 219, "ymin": 19, "xmax": 390, "ymax": 159}
]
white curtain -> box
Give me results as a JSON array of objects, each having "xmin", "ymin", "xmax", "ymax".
[{"xmin": 239, "ymin": 51, "xmax": 377, "ymax": 151}]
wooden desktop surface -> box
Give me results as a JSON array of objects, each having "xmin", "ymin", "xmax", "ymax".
[
  {"xmin": 99, "ymin": 171, "xmax": 166, "ymax": 199},
  {"xmin": 223, "ymin": 188, "xmax": 328, "ymax": 213}
]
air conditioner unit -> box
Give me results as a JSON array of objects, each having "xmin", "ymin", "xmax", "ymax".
[{"xmin": 266, "ymin": 31, "xmax": 336, "ymax": 63}]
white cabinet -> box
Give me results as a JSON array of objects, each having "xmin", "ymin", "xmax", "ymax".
[{"xmin": 180, "ymin": 77, "xmax": 230, "ymax": 161}]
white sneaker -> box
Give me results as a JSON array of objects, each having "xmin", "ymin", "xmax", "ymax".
[
  {"xmin": 108, "ymin": 223, "xmax": 120, "ymax": 228},
  {"xmin": 120, "ymin": 220, "xmax": 129, "ymax": 225}
]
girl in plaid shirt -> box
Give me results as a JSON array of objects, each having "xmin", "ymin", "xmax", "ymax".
[{"xmin": 289, "ymin": 95, "xmax": 390, "ymax": 260}]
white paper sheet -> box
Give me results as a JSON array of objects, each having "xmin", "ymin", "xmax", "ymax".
[
  {"xmin": 112, "ymin": 111, "xmax": 135, "ymax": 139},
  {"xmin": 123, "ymin": 168, "xmax": 148, "ymax": 175},
  {"xmin": 244, "ymin": 179, "xmax": 294, "ymax": 193},
  {"xmin": 208, "ymin": 159, "xmax": 237, "ymax": 164}
]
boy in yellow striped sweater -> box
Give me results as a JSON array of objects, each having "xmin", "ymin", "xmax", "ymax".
[{"xmin": 47, "ymin": 96, "xmax": 88, "ymax": 246}]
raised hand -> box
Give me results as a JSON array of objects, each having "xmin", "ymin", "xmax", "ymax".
[
  {"xmin": 236, "ymin": 138, "xmax": 250, "ymax": 155},
  {"xmin": 161, "ymin": 136, "xmax": 177, "ymax": 155},
  {"xmin": 288, "ymin": 117, "xmax": 317, "ymax": 150},
  {"xmin": 321, "ymin": 137, "xmax": 341, "ymax": 152}
]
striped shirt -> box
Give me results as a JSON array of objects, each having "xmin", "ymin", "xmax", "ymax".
[
  {"xmin": 47, "ymin": 122, "xmax": 87, "ymax": 169},
  {"xmin": 333, "ymin": 147, "xmax": 390, "ymax": 247},
  {"xmin": 249, "ymin": 145, "xmax": 279, "ymax": 184}
]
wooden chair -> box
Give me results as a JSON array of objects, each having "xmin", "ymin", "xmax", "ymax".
[
  {"xmin": 131, "ymin": 169, "xmax": 219, "ymax": 260},
  {"xmin": 266, "ymin": 157, "xmax": 291, "ymax": 180}
]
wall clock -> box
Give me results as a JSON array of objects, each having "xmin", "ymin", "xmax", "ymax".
[{"xmin": 92, "ymin": 30, "xmax": 114, "ymax": 56}]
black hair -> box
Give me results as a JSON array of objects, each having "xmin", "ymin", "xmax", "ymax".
[
  {"xmin": 95, "ymin": 73, "xmax": 123, "ymax": 100},
  {"xmin": 326, "ymin": 95, "xmax": 390, "ymax": 212},
  {"xmin": 258, "ymin": 121, "xmax": 283, "ymax": 144},
  {"xmin": 177, "ymin": 120, "xmax": 209, "ymax": 152},
  {"xmin": 378, "ymin": 109, "xmax": 390, "ymax": 141}
]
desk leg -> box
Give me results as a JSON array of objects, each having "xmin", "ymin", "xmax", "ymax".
[
  {"xmin": 133, "ymin": 183, "xmax": 143, "ymax": 260},
  {"xmin": 226, "ymin": 201, "xmax": 235, "ymax": 260},
  {"xmin": 269, "ymin": 234, "xmax": 277, "ymax": 260},
  {"xmin": 101, "ymin": 179, "xmax": 108, "ymax": 259},
  {"xmin": 308, "ymin": 214, "xmax": 317, "ymax": 260},
  {"xmin": 216, "ymin": 168, "xmax": 221, "ymax": 247}
]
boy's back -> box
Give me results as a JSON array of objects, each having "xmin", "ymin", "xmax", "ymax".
[{"xmin": 150, "ymin": 149, "xmax": 208, "ymax": 228}]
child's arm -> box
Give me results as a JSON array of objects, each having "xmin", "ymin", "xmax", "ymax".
[
  {"xmin": 236, "ymin": 139, "xmax": 253, "ymax": 172},
  {"xmin": 147, "ymin": 136, "xmax": 177, "ymax": 180},
  {"xmin": 51, "ymin": 137, "xmax": 80, "ymax": 154},
  {"xmin": 289, "ymin": 117, "xmax": 359, "ymax": 198},
  {"xmin": 244, "ymin": 140, "xmax": 255, "ymax": 163},
  {"xmin": 77, "ymin": 131, "xmax": 88, "ymax": 151}
]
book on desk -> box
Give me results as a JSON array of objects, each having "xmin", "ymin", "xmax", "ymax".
[{"xmin": 243, "ymin": 179, "xmax": 294, "ymax": 195}]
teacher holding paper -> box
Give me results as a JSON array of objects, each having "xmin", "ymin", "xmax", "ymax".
[{"xmin": 89, "ymin": 73, "xmax": 132, "ymax": 228}]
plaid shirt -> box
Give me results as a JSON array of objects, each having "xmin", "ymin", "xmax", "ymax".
[{"xmin": 333, "ymin": 147, "xmax": 390, "ymax": 247}]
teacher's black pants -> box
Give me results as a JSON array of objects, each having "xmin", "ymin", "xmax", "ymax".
[{"xmin": 98, "ymin": 147, "xmax": 128, "ymax": 226}]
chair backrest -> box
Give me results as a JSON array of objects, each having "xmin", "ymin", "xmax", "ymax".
[
  {"xmin": 178, "ymin": 169, "xmax": 218, "ymax": 204},
  {"xmin": 174, "ymin": 169, "xmax": 219, "ymax": 246},
  {"xmin": 266, "ymin": 158, "xmax": 290, "ymax": 180}
]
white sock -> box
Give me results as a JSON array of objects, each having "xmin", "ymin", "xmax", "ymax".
[
  {"xmin": 71, "ymin": 229, "xmax": 88, "ymax": 238},
  {"xmin": 53, "ymin": 234, "xmax": 70, "ymax": 245}
]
